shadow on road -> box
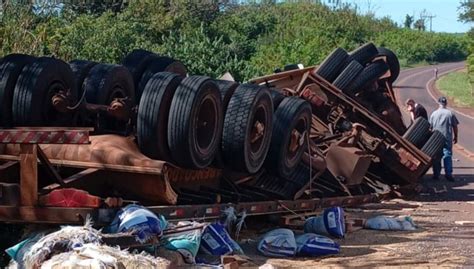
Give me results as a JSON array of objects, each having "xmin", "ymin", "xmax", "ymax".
[{"xmin": 409, "ymin": 174, "xmax": 474, "ymax": 202}]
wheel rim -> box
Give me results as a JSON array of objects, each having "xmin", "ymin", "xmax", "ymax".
[
  {"xmin": 249, "ymin": 104, "xmax": 268, "ymax": 158},
  {"xmin": 195, "ymin": 95, "xmax": 218, "ymax": 155},
  {"xmin": 44, "ymin": 81, "xmax": 69, "ymax": 124},
  {"xmin": 286, "ymin": 115, "xmax": 309, "ymax": 165}
]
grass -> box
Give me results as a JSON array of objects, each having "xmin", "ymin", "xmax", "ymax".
[
  {"xmin": 437, "ymin": 69, "xmax": 474, "ymax": 108},
  {"xmin": 399, "ymin": 59, "xmax": 432, "ymax": 69}
]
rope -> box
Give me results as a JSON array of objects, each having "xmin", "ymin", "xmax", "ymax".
[{"xmin": 67, "ymin": 85, "xmax": 87, "ymax": 110}]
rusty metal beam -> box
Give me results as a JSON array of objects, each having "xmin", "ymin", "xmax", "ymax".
[
  {"xmin": 41, "ymin": 168, "xmax": 99, "ymax": 194},
  {"xmin": 0, "ymin": 192, "xmax": 392, "ymax": 224},
  {"xmin": 36, "ymin": 146, "xmax": 64, "ymax": 186}
]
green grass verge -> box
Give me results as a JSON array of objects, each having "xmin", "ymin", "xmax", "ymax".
[
  {"xmin": 437, "ymin": 70, "xmax": 474, "ymax": 108},
  {"xmin": 399, "ymin": 59, "xmax": 432, "ymax": 69}
]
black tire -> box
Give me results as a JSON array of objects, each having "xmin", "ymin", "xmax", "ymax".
[
  {"xmin": 314, "ymin": 47, "xmax": 349, "ymax": 82},
  {"xmin": 421, "ymin": 131, "xmax": 446, "ymax": 159},
  {"xmin": 377, "ymin": 47, "xmax": 400, "ymax": 83},
  {"xmin": 12, "ymin": 57, "xmax": 78, "ymax": 126},
  {"xmin": 402, "ymin": 117, "xmax": 431, "ymax": 148},
  {"xmin": 212, "ymin": 80, "xmax": 239, "ymax": 168},
  {"xmin": 269, "ymin": 89, "xmax": 286, "ymax": 109},
  {"xmin": 168, "ymin": 76, "xmax": 223, "ymax": 169},
  {"xmin": 138, "ymin": 72, "xmax": 183, "ymax": 161},
  {"xmin": 346, "ymin": 59, "xmax": 389, "ymax": 94},
  {"xmin": 332, "ymin": 60, "xmax": 364, "ymax": 92},
  {"xmin": 83, "ymin": 64, "xmax": 135, "ymax": 132},
  {"xmin": 0, "ymin": 54, "xmax": 35, "ymax": 127},
  {"xmin": 265, "ymin": 97, "xmax": 312, "ymax": 178},
  {"xmin": 137, "ymin": 56, "xmax": 187, "ymax": 101},
  {"xmin": 348, "ymin": 42, "xmax": 379, "ymax": 65},
  {"xmin": 222, "ymin": 84, "xmax": 273, "ymax": 173},
  {"xmin": 69, "ymin": 60, "xmax": 97, "ymax": 97},
  {"xmin": 122, "ymin": 49, "xmax": 155, "ymax": 89},
  {"xmin": 84, "ymin": 64, "xmax": 135, "ymax": 105}
]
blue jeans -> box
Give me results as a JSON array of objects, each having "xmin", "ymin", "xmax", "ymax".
[{"xmin": 432, "ymin": 143, "xmax": 453, "ymax": 178}]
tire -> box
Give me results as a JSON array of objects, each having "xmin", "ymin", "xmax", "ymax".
[
  {"xmin": 138, "ymin": 72, "xmax": 183, "ymax": 161},
  {"xmin": 348, "ymin": 42, "xmax": 379, "ymax": 65},
  {"xmin": 269, "ymin": 89, "xmax": 286, "ymax": 109},
  {"xmin": 69, "ymin": 60, "xmax": 97, "ymax": 97},
  {"xmin": 314, "ymin": 47, "xmax": 349, "ymax": 82},
  {"xmin": 421, "ymin": 131, "xmax": 446, "ymax": 159},
  {"xmin": 346, "ymin": 59, "xmax": 389, "ymax": 94},
  {"xmin": 332, "ymin": 60, "xmax": 364, "ymax": 92},
  {"xmin": 84, "ymin": 64, "xmax": 135, "ymax": 105},
  {"xmin": 0, "ymin": 54, "xmax": 35, "ymax": 127},
  {"xmin": 265, "ymin": 96, "xmax": 312, "ymax": 178},
  {"xmin": 83, "ymin": 64, "xmax": 135, "ymax": 132},
  {"xmin": 137, "ymin": 55, "xmax": 187, "ymax": 101},
  {"xmin": 377, "ymin": 47, "xmax": 400, "ymax": 83},
  {"xmin": 402, "ymin": 117, "xmax": 431, "ymax": 148},
  {"xmin": 122, "ymin": 49, "xmax": 155, "ymax": 89},
  {"xmin": 12, "ymin": 57, "xmax": 78, "ymax": 126},
  {"xmin": 222, "ymin": 84, "xmax": 273, "ymax": 173},
  {"xmin": 168, "ymin": 76, "xmax": 223, "ymax": 169}
]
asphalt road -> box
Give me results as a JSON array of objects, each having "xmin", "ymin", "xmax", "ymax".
[{"xmin": 394, "ymin": 62, "xmax": 473, "ymax": 153}]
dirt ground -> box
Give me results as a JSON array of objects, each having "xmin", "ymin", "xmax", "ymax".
[{"xmin": 233, "ymin": 173, "xmax": 474, "ymax": 268}]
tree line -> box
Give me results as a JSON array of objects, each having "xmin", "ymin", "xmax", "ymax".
[{"xmin": 0, "ymin": 1, "xmax": 469, "ymax": 82}]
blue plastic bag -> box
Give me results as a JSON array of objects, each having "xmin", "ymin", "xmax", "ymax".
[
  {"xmin": 200, "ymin": 223, "xmax": 243, "ymax": 256},
  {"xmin": 257, "ymin": 228, "xmax": 297, "ymax": 257},
  {"xmin": 106, "ymin": 204, "xmax": 167, "ymax": 242},
  {"xmin": 296, "ymin": 233, "xmax": 340, "ymax": 256},
  {"xmin": 304, "ymin": 207, "xmax": 345, "ymax": 238}
]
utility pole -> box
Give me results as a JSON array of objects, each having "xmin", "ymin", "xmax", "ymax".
[{"xmin": 421, "ymin": 12, "xmax": 436, "ymax": 32}]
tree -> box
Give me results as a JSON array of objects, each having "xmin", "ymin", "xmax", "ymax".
[
  {"xmin": 458, "ymin": 0, "xmax": 474, "ymax": 23},
  {"xmin": 414, "ymin": 19, "xmax": 425, "ymax": 31},
  {"xmin": 404, "ymin": 14, "xmax": 414, "ymax": 28}
]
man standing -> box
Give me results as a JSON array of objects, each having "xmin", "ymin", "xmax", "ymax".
[
  {"xmin": 405, "ymin": 98, "xmax": 428, "ymax": 122},
  {"xmin": 429, "ymin": 96, "xmax": 459, "ymax": 181},
  {"xmin": 434, "ymin": 68, "xmax": 438, "ymax": 79}
]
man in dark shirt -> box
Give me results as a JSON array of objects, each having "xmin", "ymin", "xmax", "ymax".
[{"xmin": 405, "ymin": 99, "xmax": 428, "ymax": 122}]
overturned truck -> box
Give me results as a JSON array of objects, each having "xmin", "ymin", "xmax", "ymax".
[{"xmin": 0, "ymin": 43, "xmax": 443, "ymax": 224}]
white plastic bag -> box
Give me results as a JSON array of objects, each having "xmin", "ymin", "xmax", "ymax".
[
  {"xmin": 365, "ymin": 216, "xmax": 416, "ymax": 231},
  {"xmin": 257, "ymin": 229, "xmax": 297, "ymax": 257}
]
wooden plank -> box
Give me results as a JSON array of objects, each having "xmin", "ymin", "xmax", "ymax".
[
  {"xmin": 41, "ymin": 168, "xmax": 99, "ymax": 193},
  {"xmin": 0, "ymin": 154, "xmax": 164, "ymax": 175},
  {"xmin": 36, "ymin": 146, "xmax": 64, "ymax": 186},
  {"xmin": 20, "ymin": 144, "xmax": 38, "ymax": 206}
]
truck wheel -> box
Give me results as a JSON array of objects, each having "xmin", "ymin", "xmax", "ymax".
[
  {"xmin": 333, "ymin": 60, "xmax": 364, "ymax": 92},
  {"xmin": 265, "ymin": 97, "xmax": 311, "ymax": 178},
  {"xmin": 0, "ymin": 54, "xmax": 35, "ymax": 127},
  {"xmin": 13, "ymin": 57, "xmax": 78, "ymax": 126},
  {"xmin": 269, "ymin": 89, "xmax": 286, "ymax": 109},
  {"xmin": 348, "ymin": 42, "xmax": 379, "ymax": 65},
  {"xmin": 168, "ymin": 76, "xmax": 223, "ymax": 169},
  {"xmin": 421, "ymin": 131, "xmax": 446, "ymax": 159},
  {"xmin": 211, "ymin": 80, "xmax": 239, "ymax": 168},
  {"xmin": 69, "ymin": 60, "xmax": 97, "ymax": 103},
  {"xmin": 84, "ymin": 64, "xmax": 135, "ymax": 132},
  {"xmin": 347, "ymin": 59, "xmax": 389, "ymax": 94},
  {"xmin": 314, "ymin": 48, "xmax": 349, "ymax": 82},
  {"xmin": 137, "ymin": 56, "xmax": 187, "ymax": 101},
  {"xmin": 402, "ymin": 117, "xmax": 431, "ymax": 148},
  {"xmin": 122, "ymin": 49, "xmax": 155, "ymax": 89},
  {"xmin": 377, "ymin": 47, "xmax": 400, "ymax": 83},
  {"xmin": 138, "ymin": 72, "xmax": 183, "ymax": 161},
  {"xmin": 222, "ymin": 84, "xmax": 273, "ymax": 173}
]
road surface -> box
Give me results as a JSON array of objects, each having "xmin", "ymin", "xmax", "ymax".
[{"xmin": 394, "ymin": 62, "xmax": 473, "ymax": 153}]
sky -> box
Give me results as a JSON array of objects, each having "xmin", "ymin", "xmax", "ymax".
[{"xmin": 352, "ymin": 0, "xmax": 472, "ymax": 33}]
